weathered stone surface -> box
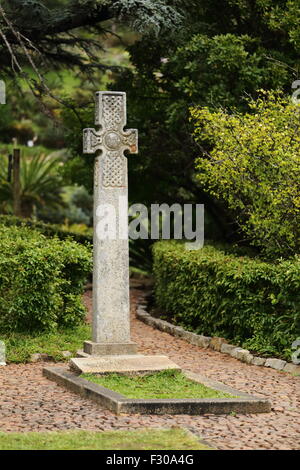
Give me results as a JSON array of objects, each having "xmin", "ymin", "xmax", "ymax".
[
  {"xmin": 69, "ymin": 355, "xmax": 181, "ymax": 375},
  {"xmin": 136, "ymin": 309, "xmax": 211, "ymax": 348},
  {"xmin": 172, "ymin": 326, "xmax": 186, "ymax": 338},
  {"xmin": 251, "ymin": 356, "xmax": 266, "ymax": 366},
  {"xmin": 144, "ymin": 317, "xmax": 156, "ymax": 328},
  {"xmin": 136, "ymin": 306, "xmax": 148, "ymax": 316},
  {"xmin": 283, "ymin": 363, "xmax": 300, "ymax": 375},
  {"xmin": 196, "ymin": 335, "xmax": 211, "ymax": 348},
  {"xmin": 230, "ymin": 348, "xmax": 243, "ymax": 359},
  {"xmin": 230, "ymin": 348, "xmax": 251, "ymax": 362},
  {"xmin": 30, "ymin": 353, "xmax": 40, "ymax": 362},
  {"xmin": 76, "ymin": 350, "xmax": 90, "ymax": 358},
  {"xmin": 265, "ymin": 358, "xmax": 287, "ymax": 371},
  {"xmin": 45, "ymin": 366, "xmax": 271, "ymax": 415},
  {"xmin": 179, "ymin": 330, "xmax": 195, "ymax": 342},
  {"xmin": 187, "ymin": 332, "xmax": 203, "ymax": 346},
  {"xmin": 83, "ymin": 341, "xmax": 137, "ymax": 356},
  {"xmin": 210, "ymin": 337, "xmax": 228, "ymax": 352},
  {"xmin": 83, "ymin": 91, "xmax": 138, "ymax": 350},
  {"xmin": 221, "ymin": 343, "xmax": 236, "ymax": 355},
  {"xmin": 243, "ymin": 353, "xmax": 254, "ymax": 364},
  {"xmin": 185, "ymin": 333, "xmax": 210, "ymax": 348},
  {"xmin": 136, "ymin": 306, "xmax": 211, "ymax": 348},
  {"xmin": 155, "ymin": 319, "xmax": 174, "ymax": 334},
  {"xmin": 30, "ymin": 353, "xmax": 51, "ymax": 363},
  {"xmin": 61, "ymin": 351, "xmax": 72, "ymax": 358}
]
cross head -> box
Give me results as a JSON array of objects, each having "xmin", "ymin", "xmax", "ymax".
[{"xmin": 83, "ymin": 91, "xmax": 138, "ymax": 188}]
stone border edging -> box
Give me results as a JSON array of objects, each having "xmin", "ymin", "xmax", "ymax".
[
  {"xmin": 43, "ymin": 366, "xmax": 271, "ymax": 415},
  {"xmin": 136, "ymin": 301, "xmax": 300, "ymax": 376}
]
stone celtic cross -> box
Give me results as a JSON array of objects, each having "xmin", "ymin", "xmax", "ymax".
[
  {"xmin": 82, "ymin": 91, "xmax": 138, "ymax": 356},
  {"xmin": 83, "ymin": 92, "xmax": 138, "ymax": 188}
]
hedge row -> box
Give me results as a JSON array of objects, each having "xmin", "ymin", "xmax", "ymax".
[
  {"xmin": 0, "ymin": 215, "xmax": 153, "ymax": 273},
  {"xmin": 152, "ymin": 241, "xmax": 300, "ymax": 360},
  {"xmin": 0, "ymin": 225, "xmax": 92, "ymax": 332},
  {"xmin": 0, "ymin": 215, "xmax": 93, "ymax": 245}
]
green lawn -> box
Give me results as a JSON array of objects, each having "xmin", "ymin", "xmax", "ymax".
[
  {"xmin": 81, "ymin": 369, "xmax": 234, "ymax": 399},
  {"xmin": 0, "ymin": 429, "xmax": 213, "ymax": 450},
  {"xmin": 1, "ymin": 324, "xmax": 91, "ymax": 363}
]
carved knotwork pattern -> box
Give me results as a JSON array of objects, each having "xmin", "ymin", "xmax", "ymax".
[
  {"xmin": 123, "ymin": 131, "xmax": 137, "ymax": 148},
  {"xmin": 102, "ymin": 152, "xmax": 125, "ymax": 187},
  {"xmin": 90, "ymin": 131, "xmax": 102, "ymax": 148},
  {"xmin": 84, "ymin": 92, "xmax": 137, "ymax": 188},
  {"xmin": 83, "ymin": 129, "xmax": 102, "ymax": 153},
  {"xmin": 103, "ymin": 95, "xmax": 123, "ymax": 129}
]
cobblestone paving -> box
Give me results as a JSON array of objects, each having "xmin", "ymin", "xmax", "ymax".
[{"xmin": 0, "ymin": 285, "xmax": 299, "ymax": 450}]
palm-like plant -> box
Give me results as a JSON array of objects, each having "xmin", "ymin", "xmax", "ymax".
[{"xmin": 0, "ymin": 152, "xmax": 64, "ymax": 218}]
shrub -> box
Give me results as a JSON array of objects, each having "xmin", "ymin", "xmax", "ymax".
[
  {"xmin": 191, "ymin": 93, "xmax": 300, "ymax": 259},
  {"xmin": 0, "ymin": 215, "xmax": 93, "ymax": 245},
  {"xmin": 0, "ymin": 215, "xmax": 152, "ymax": 273},
  {"xmin": 152, "ymin": 241, "xmax": 300, "ymax": 360},
  {"xmin": 0, "ymin": 225, "xmax": 92, "ymax": 332}
]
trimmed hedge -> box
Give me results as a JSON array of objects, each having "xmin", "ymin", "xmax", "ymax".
[
  {"xmin": 153, "ymin": 241, "xmax": 300, "ymax": 360},
  {"xmin": 0, "ymin": 225, "xmax": 92, "ymax": 332},
  {"xmin": 0, "ymin": 215, "xmax": 93, "ymax": 245},
  {"xmin": 0, "ymin": 215, "xmax": 152, "ymax": 273}
]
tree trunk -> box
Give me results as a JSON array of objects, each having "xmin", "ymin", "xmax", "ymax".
[
  {"xmin": 20, "ymin": 199, "xmax": 34, "ymax": 219},
  {"xmin": 13, "ymin": 148, "xmax": 21, "ymax": 217}
]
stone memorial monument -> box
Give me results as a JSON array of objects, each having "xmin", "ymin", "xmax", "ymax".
[
  {"xmin": 82, "ymin": 91, "xmax": 138, "ymax": 357},
  {"xmin": 72, "ymin": 91, "xmax": 179, "ymax": 374}
]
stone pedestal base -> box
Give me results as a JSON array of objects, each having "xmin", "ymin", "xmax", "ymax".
[
  {"xmin": 83, "ymin": 340, "xmax": 137, "ymax": 356},
  {"xmin": 70, "ymin": 355, "xmax": 181, "ymax": 375}
]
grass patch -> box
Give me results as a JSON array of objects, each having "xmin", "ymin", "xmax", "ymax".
[
  {"xmin": 0, "ymin": 428, "xmax": 212, "ymax": 450},
  {"xmin": 81, "ymin": 369, "xmax": 234, "ymax": 399},
  {"xmin": 0, "ymin": 324, "xmax": 91, "ymax": 363}
]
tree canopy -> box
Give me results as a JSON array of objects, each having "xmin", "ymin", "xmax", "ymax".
[
  {"xmin": 0, "ymin": 0, "xmax": 181, "ymax": 87},
  {"xmin": 1, "ymin": 0, "xmax": 299, "ymax": 249},
  {"xmin": 109, "ymin": 0, "xmax": 300, "ymax": 240}
]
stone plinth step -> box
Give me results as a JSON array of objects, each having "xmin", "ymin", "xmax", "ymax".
[
  {"xmin": 83, "ymin": 341, "xmax": 137, "ymax": 356},
  {"xmin": 43, "ymin": 366, "xmax": 272, "ymax": 415},
  {"xmin": 69, "ymin": 355, "xmax": 181, "ymax": 375}
]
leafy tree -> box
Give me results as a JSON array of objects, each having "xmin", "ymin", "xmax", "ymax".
[
  {"xmin": 111, "ymin": 0, "xmax": 300, "ymax": 239},
  {"xmin": 2, "ymin": 1, "xmax": 300, "ymax": 243},
  {"xmin": 0, "ymin": 1, "xmax": 181, "ymax": 82},
  {"xmin": 191, "ymin": 92, "xmax": 300, "ymax": 259}
]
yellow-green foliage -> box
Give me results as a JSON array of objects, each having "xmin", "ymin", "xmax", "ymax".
[
  {"xmin": 153, "ymin": 241, "xmax": 300, "ymax": 360},
  {"xmin": 191, "ymin": 93, "xmax": 300, "ymax": 258}
]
